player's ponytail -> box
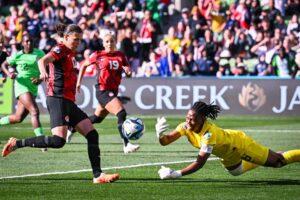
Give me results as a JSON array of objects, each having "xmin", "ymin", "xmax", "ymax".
[
  {"xmin": 191, "ymin": 101, "xmax": 220, "ymax": 120},
  {"xmin": 55, "ymin": 23, "xmax": 82, "ymax": 37}
]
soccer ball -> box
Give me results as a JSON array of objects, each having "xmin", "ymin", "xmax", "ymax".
[{"xmin": 122, "ymin": 117, "xmax": 144, "ymax": 140}]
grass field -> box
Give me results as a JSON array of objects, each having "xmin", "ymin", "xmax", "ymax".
[{"xmin": 0, "ymin": 115, "xmax": 300, "ymax": 200}]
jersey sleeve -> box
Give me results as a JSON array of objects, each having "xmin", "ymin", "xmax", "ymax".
[
  {"xmin": 50, "ymin": 45, "xmax": 66, "ymax": 61},
  {"xmin": 200, "ymin": 131, "xmax": 216, "ymax": 154},
  {"xmin": 201, "ymin": 131, "xmax": 217, "ymax": 146},
  {"xmin": 6, "ymin": 52, "xmax": 18, "ymax": 66},
  {"xmin": 175, "ymin": 122, "xmax": 187, "ymax": 136}
]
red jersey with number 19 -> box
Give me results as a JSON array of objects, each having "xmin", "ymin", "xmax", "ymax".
[
  {"xmin": 47, "ymin": 43, "xmax": 78, "ymax": 102},
  {"xmin": 88, "ymin": 50, "xmax": 129, "ymax": 91}
]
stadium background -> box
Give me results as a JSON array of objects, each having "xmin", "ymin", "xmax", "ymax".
[
  {"xmin": 0, "ymin": 1, "xmax": 300, "ymax": 199},
  {"xmin": 0, "ymin": 0, "xmax": 299, "ymax": 116}
]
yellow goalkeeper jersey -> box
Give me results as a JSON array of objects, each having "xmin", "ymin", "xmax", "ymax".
[{"xmin": 175, "ymin": 120, "xmax": 249, "ymax": 159}]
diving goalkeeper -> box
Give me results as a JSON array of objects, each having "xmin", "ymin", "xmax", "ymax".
[{"xmin": 156, "ymin": 101, "xmax": 300, "ymax": 179}]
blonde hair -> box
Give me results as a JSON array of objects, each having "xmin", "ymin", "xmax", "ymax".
[{"xmin": 100, "ymin": 29, "xmax": 115, "ymax": 40}]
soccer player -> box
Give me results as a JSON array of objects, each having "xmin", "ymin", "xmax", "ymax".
[
  {"xmin": 0, "ymin": 35, "xmax": 45, "ymax": 141},
  {"xmin": 2, "ymin": 24, "xmax": 119, "ymax": 184},
  {"xmin": 156, "ymin": 101, "xmax": 300, "ymax": 179},
  {"xmin": 68, "ymin": 30, "xmax": 140, "ymax": 154}
]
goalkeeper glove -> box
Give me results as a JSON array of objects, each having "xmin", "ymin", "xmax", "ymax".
[
  {"xmin": 155, "ymin": 117, "xmax": 169, "ymax": 138},
  {"xmin": 158, "ymin": 166, "xmax": 182, "ymax": 179}
]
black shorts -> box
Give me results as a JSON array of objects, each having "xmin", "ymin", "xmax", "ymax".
[
  {"xmin": 96, "ymin": 89, "xmax": 118, "ymax": 107},
  {"xmin": 46, "ymin": 96, "xmax": 88, "ymax": 129}
]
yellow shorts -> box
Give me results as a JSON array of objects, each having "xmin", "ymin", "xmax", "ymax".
[{"xmin": 221, "ymin": 135, "xmax": 269, "ymax": 168}]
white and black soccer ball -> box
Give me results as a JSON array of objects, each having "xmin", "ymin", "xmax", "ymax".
[{"xmin": 122, "ymin": 117, "xmax": 144, "ymax": 140}]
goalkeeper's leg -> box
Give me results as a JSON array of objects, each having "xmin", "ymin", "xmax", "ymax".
[{"xmin": 264, "ymin": 149, "xmax": 300, "ymax": 167}]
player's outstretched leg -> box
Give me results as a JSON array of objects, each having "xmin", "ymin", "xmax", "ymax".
[{"xmin": 1, "ymin": 135, "xmax": 66, "ymax": 157}]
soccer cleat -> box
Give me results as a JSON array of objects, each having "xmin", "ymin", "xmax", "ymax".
[
  {"xmin": 41, "ymin": 148, "xmax": 48, "ymax": 152},
  {"xmin": 2, "ymin": 137, "xmax": 17, "ymax": 157},
  {"xmin": 66, "ymin": 129, "xmax": 75, "ymax": 143},
  {"xmin": 123, "ymin": 143, "xmax": 140, "ymax": 154},
  {"xmin": 93, "ymin": 173, "xmax": 120, "ymax": 184}
]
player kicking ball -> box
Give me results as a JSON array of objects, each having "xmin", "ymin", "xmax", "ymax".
[
  {"xmin": 2, "ymin": 24, "xmax": 119, "ymax": 184},
  {"xmin": 156, "ymin": 101, "xmax": 300, "ymax": 179}
]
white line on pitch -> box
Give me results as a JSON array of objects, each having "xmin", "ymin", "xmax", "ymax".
[{"xmin": 0, "ymin": 158, "xmax": 219, "ymax": 180}]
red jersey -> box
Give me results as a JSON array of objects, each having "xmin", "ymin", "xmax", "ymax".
[
  {"xmin": 89, "ymin": 50, "xmax": 129, "ymax": 91},
  {"xmin": 47, "ymin": 43, "xmax": 78, "ymax": 102}
]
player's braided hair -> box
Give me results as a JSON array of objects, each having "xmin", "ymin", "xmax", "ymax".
[
  {"xmin": 191, "ymin": 101, "xmax": 221, "ymax": 120},
  {"xmin": 55, "ymin": 23, "xmax": 83, "ymax": 38}
]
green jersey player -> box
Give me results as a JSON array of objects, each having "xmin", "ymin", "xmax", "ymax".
[{"xmin": 0, "ymin": 35, "xmax": 46, "ymax": 143}]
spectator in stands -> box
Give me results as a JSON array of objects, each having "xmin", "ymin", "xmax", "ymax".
[
  {"xmin": 216, "ymin": 59, "xmax": 232, "ymax": 78},
  {"xmin": 120, "ymin": 28, "xmax": 138, "ymax": 75},
  {"xmin": 163, "ymin": 26, "xmax": 181, "ymax": 76},
  {"xmin": 271, "ymin": 48, "xmax": 294, "ymax": 78},
  {"xmin": 233, "ymin": 62, "xmax": 248, "ymax": 76},
  {"xmin": 209, "ymin": 1, "xmax": 226, "ymax": 33},
  {"xmin": 253, "ymin": 54, "xmax": 271, "ymax": 76},
  {"xmin": 156, "ymin": 40, "xmax": 171, "ymax": 77},
  {"xmin": 136, "ymin": 10, "xmax": 155, "ymax": 63},
  {"xmin": 180, "ymin": 7, "xmax": 190, "ymax": 27},
  {"xmin": 65, "ymin": 0, "xmax": 81, "ymax": 23},
  {"xmin": 287, "ymin": 14, "xmax": 299, "ymax": 35},
  {"xmin": 54, "ymin": 6, "xmax": 72, "ymax": 25},
  {"xmin": 139, "ymin": 51, "xmax": 159, "ymax": 77},
  {"xmin": 203, "ymin": 29, "xmax": 217, "ymax": 61},
  {"xmin": 38, "ymin": 29, "xmax": 55, "ymax": 53},
  {"xmin": 0, "ymin": 0, "xmax": 299, "ymax": 79}
]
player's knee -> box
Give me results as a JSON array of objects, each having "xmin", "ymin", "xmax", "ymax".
[
  {"xmin": 228, "ymin": 165, "xmax": 243, "ymax": 176},
  {"xmin": 29, "ymin": 107, "xmax": 39, "ymax": 117},
  {"xmin": 14, "ymin": 115, "xmax": 23, "ymax": 123},
  {"xmin": 117, "ymin": 109, "xmax": 126, "ymax": 124},
  {"xmin": 47, "ymin": 135, "xmax": 66, "ymax": 148},
  {"xmin": 89, "ymin": 115, "xmax": 104, "ymax": 124},
  {"xmin": 272, "ymin": 159, "xmax": 285, "ymax": 168},
  {"xmin": 266, "ymin": 153, "xmax": 285, "ymax": 168}
]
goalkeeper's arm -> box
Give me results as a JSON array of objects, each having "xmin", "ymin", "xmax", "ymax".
[
  {"xmin": 155, "ymin": 117, "xmax": 181, "ymax": 146},
  {"xmin": 158, "ymin": 151, "xmax": 211, "ymax": 179},
  {"xmin": 158, "ymin": 130, "xmax": 181, "ymax": 146},
  {"xmin": 180, "ymin": 151, "xmax": 210, "ymax": 176}
]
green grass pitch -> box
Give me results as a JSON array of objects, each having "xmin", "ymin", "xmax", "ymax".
[{"xmin": 0, "ymin": 115, "xmax": 300, "ymax": 200}]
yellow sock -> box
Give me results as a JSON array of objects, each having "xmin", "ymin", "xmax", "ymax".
[
  {"xmin": 242, "ymin": 161, "xmax": 259, "ymax": 173},
  {"xmin": 282, "ymin": 150, "xmax": 300, "ymax": 164}
]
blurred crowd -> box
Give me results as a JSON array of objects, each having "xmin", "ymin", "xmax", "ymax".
[{"xmin": 0, "ymin": 0, "xmax": 300, "ymax": 78}]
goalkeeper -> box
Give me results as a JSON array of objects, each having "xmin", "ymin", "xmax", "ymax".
[{"xmin": 156, "ymin": 101, "xmax": 300, "ymax": 179}]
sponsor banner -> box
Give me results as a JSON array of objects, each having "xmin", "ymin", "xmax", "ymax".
[
  {"xmin": 0, "ymin": 79, "xmax": 13, "ymax": 114},
  {"xmin": 34, "ymin": 78, "xmax": 299, "ymax": 115}
]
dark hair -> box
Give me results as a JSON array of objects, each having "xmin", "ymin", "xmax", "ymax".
[
  {"xmin": 55, "ymin": 23, "xmax": 83, "ymax": 38},
  {"xmin": 191, "ymin": 101, "xmax": 221, "ymax": 120}
]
